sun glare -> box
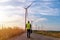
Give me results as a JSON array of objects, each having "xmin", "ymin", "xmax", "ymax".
[{"xmin": 0, "ymin": 15, "xmax": 6, "ymax": 22}]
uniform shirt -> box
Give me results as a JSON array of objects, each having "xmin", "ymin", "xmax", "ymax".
[{"xmin": 26, "ymin": 23, "xmax": 31, "ymax": 29}]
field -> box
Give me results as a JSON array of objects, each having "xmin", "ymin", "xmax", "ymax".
[
  {"xmin": 0, "ymin": 27, "xmax": 25, "ymax": 40},
  {"xmin": 33, "ymin": 30, "xmax": 60, "ymax": 38}
]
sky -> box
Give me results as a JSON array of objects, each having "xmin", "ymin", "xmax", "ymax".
[{"xmin": 0, "ymin": 0, "xmax": 60, "ymax": 31}]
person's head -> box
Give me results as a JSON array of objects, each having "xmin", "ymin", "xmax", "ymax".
[{"xmin": 28, "ymin": 21, "xmax": 30, "ymax": 23}]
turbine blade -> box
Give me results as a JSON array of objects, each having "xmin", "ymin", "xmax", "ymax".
[{"xmin": 27, "ymin": 2, "xmax": 34, "ymax": 8}]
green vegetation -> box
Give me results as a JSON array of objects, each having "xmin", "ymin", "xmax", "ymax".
[
  {"xmin": 0, "ymin": 27, "xmax": 24, "ymax": 40},
  {"xmin": 33, "ymin": 30, "xmax": 60, "ymax": 38}
]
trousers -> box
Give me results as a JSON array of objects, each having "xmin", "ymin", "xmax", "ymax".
[{"xmin": 27, "ymin": 29, "xmax": 31, "ymax": 38}]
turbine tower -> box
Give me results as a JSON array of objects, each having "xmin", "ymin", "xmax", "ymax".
[{"xmin": 24, "ymin": 2, "xmax": 34, "ymax": 29}]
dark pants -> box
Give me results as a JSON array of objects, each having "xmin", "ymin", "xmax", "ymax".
[{"xmin": 27, "ymin": 29, "xmax": 31, "ymax": 38}]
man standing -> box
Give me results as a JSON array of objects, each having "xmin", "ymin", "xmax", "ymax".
[{"xmin": 26, "ymin": 21, "xmax": 32, "ymax": 38}]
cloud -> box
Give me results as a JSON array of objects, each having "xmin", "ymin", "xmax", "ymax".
[
  {"xmin": 17, "ymin": 0, "xmax": 26, "ymax": 2},
  {"xmin": 42, "ymin": 0, "xmax": 54, "ymax": 1},
  {"xmin": 0, "ymin": 5, "xmax": 25, "ymax": 27},
  {"xmin": 0, "ymin": 5, "xmax": 25, "ymax": 16},
  {"xmin": 35, "ymin": 18, "xmax": 47, "ymax": 22},
  {"xmin": 0, "ymin": 5, "xmax": 15, "ymax": 10},
  {"xmin": 29, "ymin": 8, "xmax": 60, "ymax": 16},
  {"xmin": 40, "ymin": 8, "xmax": 60, "ymax": 16},
  {"xmin": 42, "ymin": 0, "xmax": 60, "ymax": 1},
  {"xmin": 0, "ymin": 14, "xmax": 24, "ymax": 22},
  {"xmin": 28, "ymin": 1, "xmax": 60, "ymax": 16},
  {"xmin": 17, "ymin": 0, "xmax": 35, "ymax": 2},
  {"xmin": 27, "ymin": 15, "xmax": 47, "ymax": 23},
  {"xmin": 0, "ymin": 14, "xmax": 25, "ymax": 28},
  {"xmin": 0, "ymin": 5, "xmax": 25, "ymax": 25},
  {"xmin": 0, "ymin": 0, "xmax": 11, "ymax": 2}
]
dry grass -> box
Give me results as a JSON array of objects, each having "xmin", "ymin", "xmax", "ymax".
[
  {"xmin": 34, "ymin": 30, "xmax": 60, "ymax": 38},
  {"xmin": 0, "ymin": 27, "xmax": 25, "ymax": 40}
]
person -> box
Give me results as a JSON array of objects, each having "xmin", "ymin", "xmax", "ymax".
[{"xmin": 26, "ymin": 21, "xmax": 32, "ymax": 38}]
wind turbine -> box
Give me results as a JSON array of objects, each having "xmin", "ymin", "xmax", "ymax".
[{"xmin": 24, "ymin": 2, "xmax": 34, "ymax": 29}]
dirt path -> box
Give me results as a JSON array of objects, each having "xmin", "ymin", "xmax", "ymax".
[{"xmin": 8, "ymin": 33, "xmax": 60, "ymax": 40}]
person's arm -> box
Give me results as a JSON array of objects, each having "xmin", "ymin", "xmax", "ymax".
[{"xmin": 30, "ymin": 24, "xmax": 32, "ymax": 30}]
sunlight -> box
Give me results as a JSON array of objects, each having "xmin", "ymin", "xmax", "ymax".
[
  {"xmin": 0, "ymin": 5, "xmax": 25, "ymax": 29},
  {"xmin": 0, "ymin": 15, "xmax": 6, "ymax": 22}
]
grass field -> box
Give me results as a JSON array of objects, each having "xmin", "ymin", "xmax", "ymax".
[
  {"xmin": 0, "ymin": 27, "xmax": 24, "ymax": 40},
  {"xmin": 33, "ymin": 30, "xmax": 60, "ymax": 38}
]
